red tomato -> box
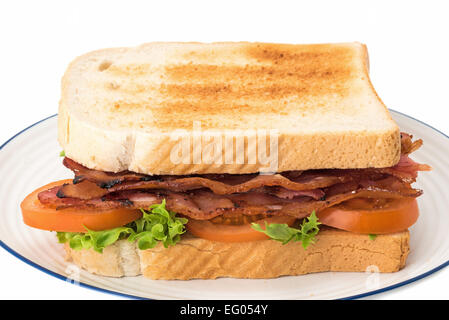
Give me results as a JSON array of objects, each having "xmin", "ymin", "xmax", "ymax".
[
  {"xmin": 186, "ymin": 216, "xmax": 297, "ymax": 242},
  {"xmin": 21, "ymin": 180, "xmax": 142, "ymax": 233},
  {"xmin": 317, "ymin": 198, "xmax": 419, "ymax": 234}
]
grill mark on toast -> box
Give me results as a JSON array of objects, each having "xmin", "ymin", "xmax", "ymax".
[{"xmin": 92, "ymin": 43, "xmax": 360, "ymax": 129}]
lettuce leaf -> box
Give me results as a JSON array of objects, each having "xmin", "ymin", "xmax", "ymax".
[
  {"xmin": 56, "ymin": 200, "xmax": 188, "ymax": 253},
  {"xmin": 251, "ymin": 211, "xmax": 321, "ymax": 249}
]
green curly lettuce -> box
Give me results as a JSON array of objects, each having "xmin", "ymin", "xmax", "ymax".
[
  {"xmin": 56, "ymin": 200, "xmax": 188, "ymax": 253},
  {"xmin": 251, "ymin": 211, "xmax": 321, "ymax": 249}
]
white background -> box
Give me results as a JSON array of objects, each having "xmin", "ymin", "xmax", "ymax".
[{"xmin": 0, "ymin": 0, "xmax": 448, "ymax": 300}]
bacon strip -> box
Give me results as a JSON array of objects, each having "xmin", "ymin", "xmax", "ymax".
[
  {"xmin": 38, "ymin": 184, "xmax": 422, "ymax": 220},
  {"xmin": 57, "ymin": 180, "xmax": 109, "ymax": 199},
  {"xmin": 270, "ymin": 188, "xmax": 325, "ymax": 200},
  {"xmin": 400, "ymin": 132, "xmax": 423, "ymax": 155},
  {"xmin": 63, "ymin": 157, "xmax": 147, "ymax": 187},
  {"xmin": 375, "ymin": 154, "xmax": 432, "ymax": 183},
  {"xmin": 106, "ymin": 173, "xmax": 351, "ymax": 195}
]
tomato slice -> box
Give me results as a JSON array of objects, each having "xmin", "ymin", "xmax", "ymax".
[
  {"xmin": 186, "ymin": 216, "xmax": 297, "ymax": 242},
  {"xmin": 317, "ymin": 198, "xmax": 419, "ymax": 234},
  {"xmin": 21, "ymin": 180, "xmax": 142, "ymax": 233}
]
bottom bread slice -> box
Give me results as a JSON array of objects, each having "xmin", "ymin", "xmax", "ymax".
[{"xmin": 64, "ymin": 227, "xmax": 410, "ymax": 279}]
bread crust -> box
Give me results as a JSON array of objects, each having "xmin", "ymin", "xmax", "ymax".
[
  {"xmin": 64, "ymin": 228, "xmax": 410, "ymax": 280},
  {"xmin": 58, "ymin": 42, "xmax": 400, "ymax": 175}
]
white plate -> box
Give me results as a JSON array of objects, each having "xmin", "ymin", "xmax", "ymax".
[{"xmin": 0, "ymin": 110, "xmax": 448, "ymax": 300}]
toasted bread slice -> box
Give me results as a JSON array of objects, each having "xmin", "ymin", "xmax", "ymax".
[
  {"xmin": 64, "ymin": 228, "xmax": 410, "ymax": 279},
  {"xmin": 58, "ymin": 42, "xmax": 400, "ymax": 175}
]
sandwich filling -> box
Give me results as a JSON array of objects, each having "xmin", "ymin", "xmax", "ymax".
[
  {"xmin": 21, "ymin": 133, "xmax": 430, "ymax": 252},
  {"xmin": 38, "ymin": 133, "xmax": 429, "ymax": 219}
]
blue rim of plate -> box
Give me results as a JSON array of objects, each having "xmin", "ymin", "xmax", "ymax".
[{"xmin": 0, "ymin": 110, "xmax": 448, "ymax": 300}]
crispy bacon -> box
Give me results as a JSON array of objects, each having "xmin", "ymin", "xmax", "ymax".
[
  {"xmin": 375, "ymin": 154, "xmax": 432, "ymax": 183},
  {"xmin": 106, "ymin": 173, "xmax": 351, "ymax": 195},
  {"xmin": 270, "ymin": 187, "xmax": 325, "ymax": 200},
  {"xmin": 63, "ymin": 157, "xmax": 147, "ymax": 187},
  {"xmin": 37, "ymin": 184, "xmax": 423, "ymax": 220},
  {"xmin": 400, "ymin": 132, "xmax": 423, "ymax": 155},
  {"xmin": 57, "ymin": 180, "xmax": 109, "ymax": 199}
]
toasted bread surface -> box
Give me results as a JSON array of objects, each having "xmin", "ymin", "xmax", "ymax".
[
  {"xmin": 58, "ymin": 42, "xmax": 400, "ymax": 175},
  {"xmin": 64, "ymin": 228, "xmax": 410, "ymax": 279}
]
